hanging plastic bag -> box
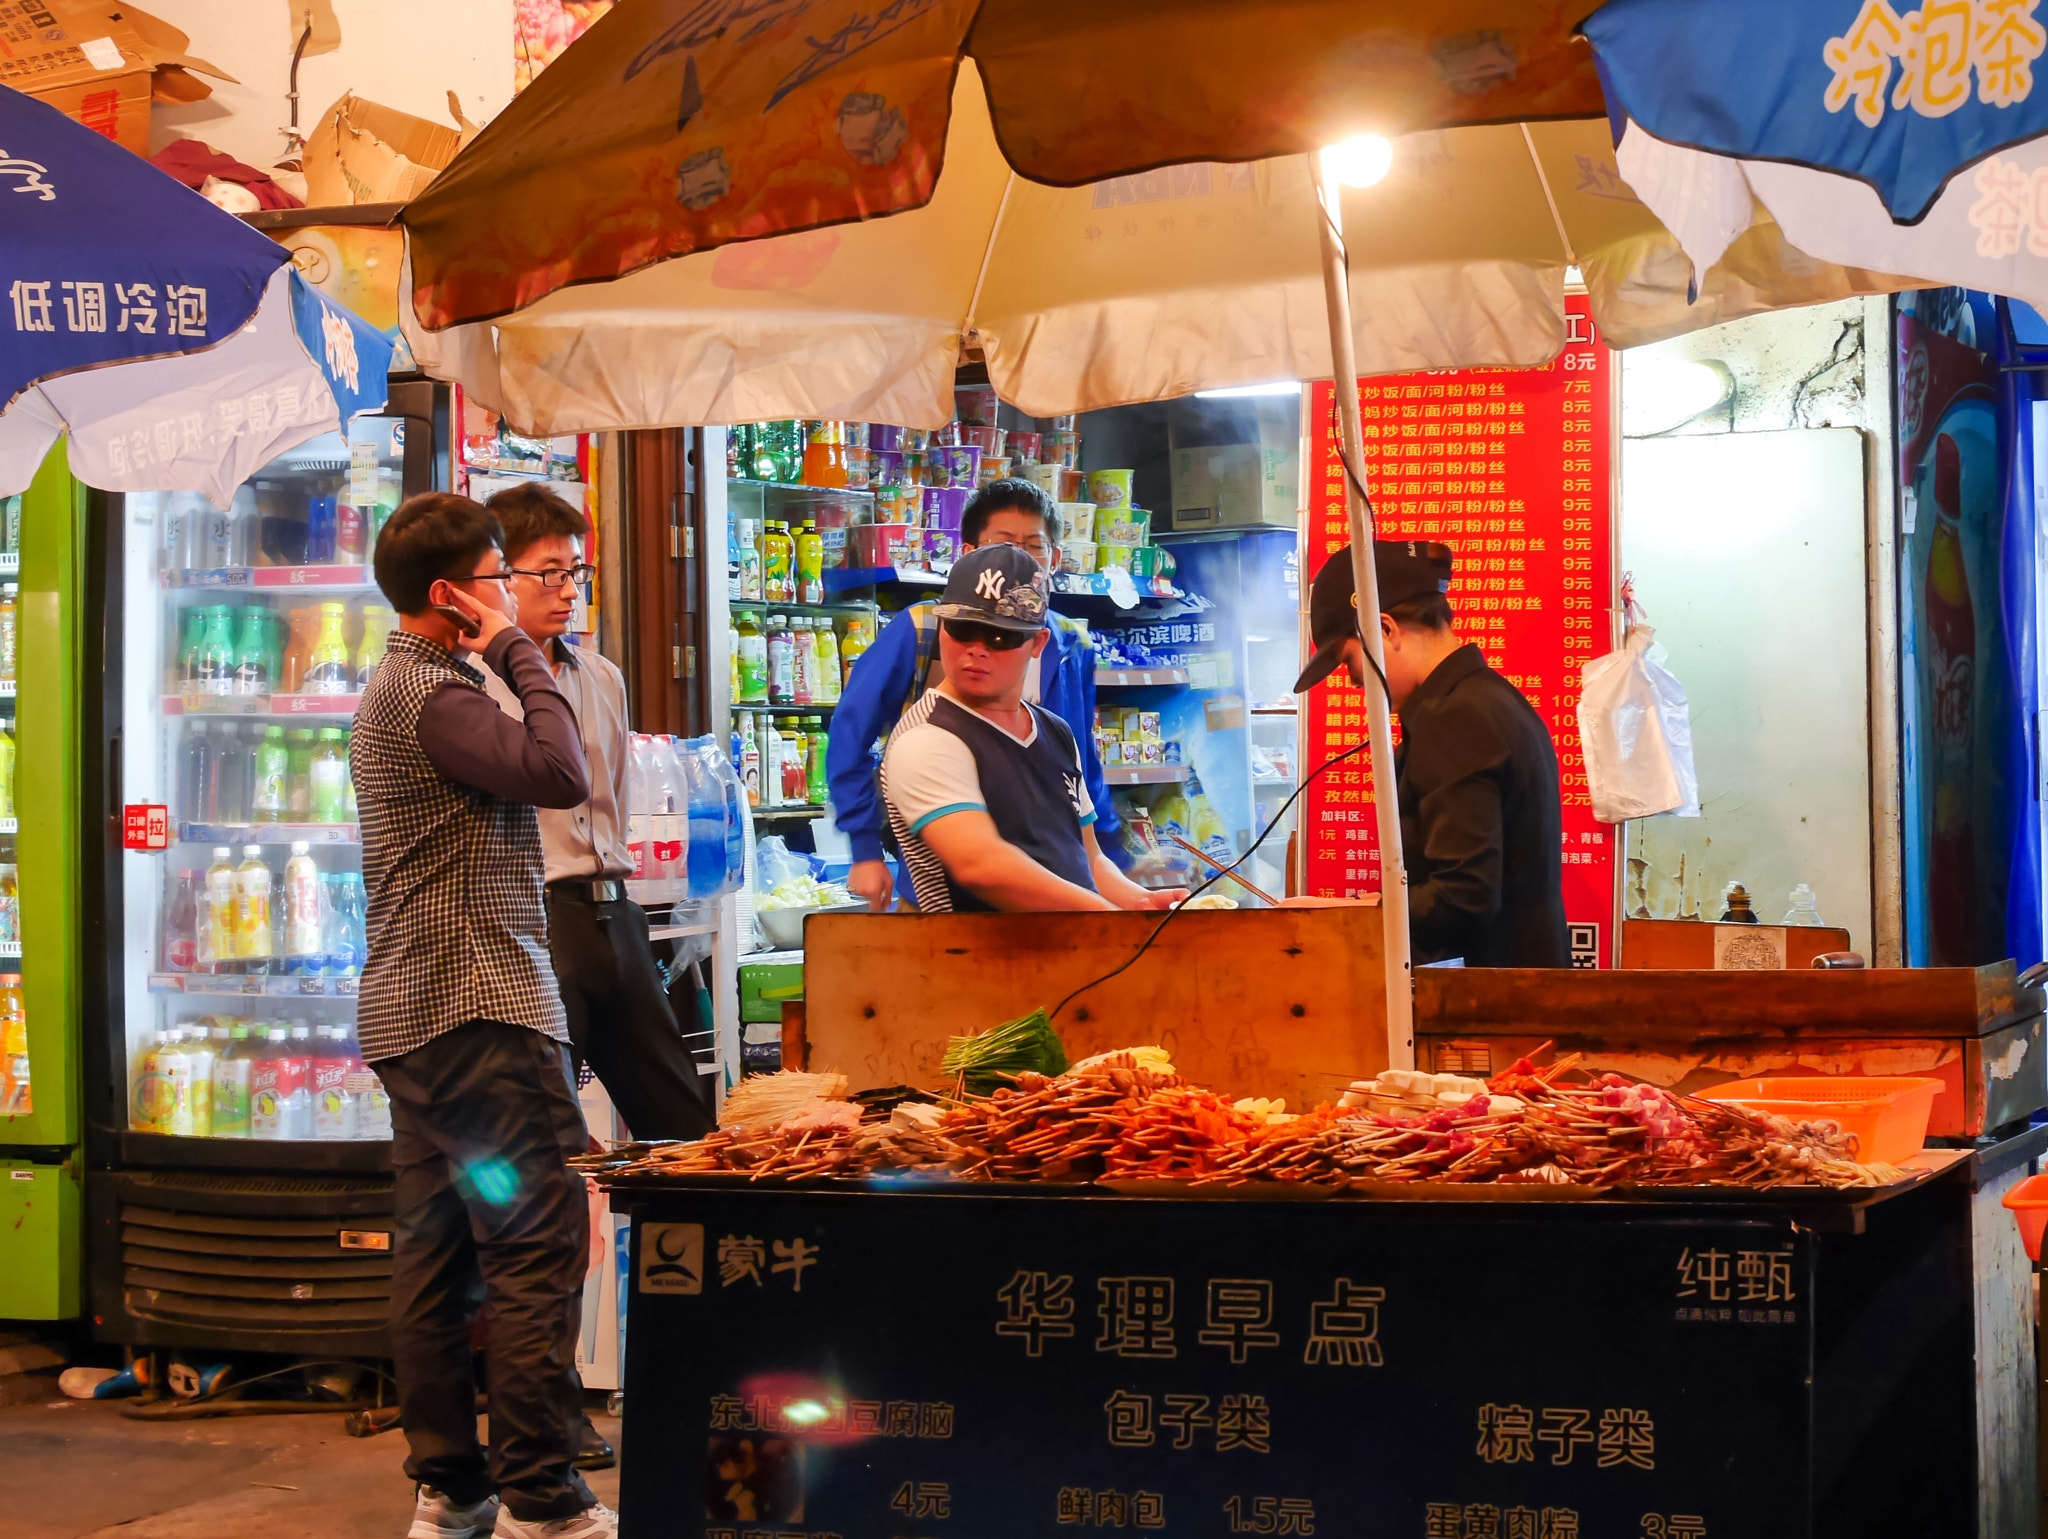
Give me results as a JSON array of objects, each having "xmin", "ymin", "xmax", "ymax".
[{"xmin": 1576, "ymin": 593, "xmax": 1700, "ymax": 823}]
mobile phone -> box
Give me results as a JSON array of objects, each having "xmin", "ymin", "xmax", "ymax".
[{"xmin": 432, "ymin": 602, "xmax": 482, "ymax": 638}]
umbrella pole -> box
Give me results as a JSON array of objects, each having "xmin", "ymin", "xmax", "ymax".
[{"xmin": 1309, "ymin": 155, "xmax": 1415, "ymax": 1073}]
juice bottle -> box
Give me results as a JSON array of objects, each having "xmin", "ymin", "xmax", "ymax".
[
  {"xmin": 327, "ymin": 873, "xmax": 367, "ymax": 975},
  {"xmin": 0, "ymin": 863, "xmax": 15, "ymax": 952},
  {"xmin": 802, "ymin": 421, "xmax": 847, "ymax": 488},
  {"xmin": 839, "ymin": 613, "xmax": 873, "ymax": 686},
  {"xmin": 796, "ymin": 519, "xmax": 824, "ymax": 604},
  {"xmin": 280, "ymin": 1025, "xmax": 315, "ymax": 1139},
  {"xmin": 234, "ymin": 845, "xmax": 274, "ymax": 969},
  {"xmin": 737, "ymin": 516, "xmax": 764, "ymax": 600},
  {"xmin": 233, "ymin": 604, "xmax": 273, "ymax": 695},
  {"xmin": 355, "ymin": 605, "xmax": 395, "ymax": 687},
  {"xmin": 199, "ymin": 606, "xmax": 238, "ymax": 696},
  {"xmin": 805, "ymin": 718, "xmax": 829, "ymax": 805},
  {"xmin": 761, "ymin": 521, "xmax": 794, "ymax": 603},
  {"xmin": 129, "ymin": 1030, "xmax": 167, "ymax": 1132},
  {"xmin": 336, "ymin": 495, "xmax": 366, "ymax": 563},
  {"xmin": 304, "ymin": 602, "xmax": 353, "ymax": 695},
  {"xmin": 162, "ymin": 867, "xmax": 200, "ymax": 972},
  {"xmin": 790, "ymin": 617, "xmax": 815, "ymax": 706},
  {"xmin": 311, "ymin": 1024, "xmax": 357, "ymax": 1140},
  {"xmin": 782, "ymin": 723, "xmax": 809, "ymax": 803},
  {"xmin": 252, "ymin": 726, "xmax": 290, "ymax": 821},
  {"xmin": 735, "ymin": 611, "xmax": 768, "ymax": 703},
  {"xmin": 283, "ymin": 840, "xmax": 324, "ymax": 967},
  {"xmin": 201, "ymin": 846, "xmax": 237, "ymax": 970},
  {"xmin": 281, "ymin": 607, "xmax": 317, "ymax": 694},
  {"xmin": 211, "ymin": 1023, "xmax": 252, "ymax": 1138},
  {"xmin": 160, "ymin": 1026, "xmax": 203, "ymax": 1136},
  {"xmin": 346, "ymin": 1029, "xmax": 390, "ymax": 1140},
  {"xmin": 286, "ymin": 728, "xmax": 317, "ymax": 817},
  {"xmin": 766, "ymin": 615, "xmax": 795, "ymax": 705},
  {"xmin": 249, "ymin": 1026, "xmax": 286, "ymax": 1139},
  {"xmin": 0, "ymin": 975, "xmax": 28, "ymax": 1117},
  {"xmin": 761, "ymin": 720, "xmax": 785, "ymax": 809},
  {"xmin": 0, "ymin": 582, "xmax": 17, "ymax": 684},
  {"xmin": 738, "ymin": 715, "xmax": 761, "ymax": 808},
  {"xmin": 813, "ymin": 620, "xmax": 842, "ymax": 705},
  {"xmin": 0, "ymin": 722, "xmax": 14, "ymax": 819},
  {"xmin": 311, "ymin": 728, "xmax": 350, "ymax": 823}
]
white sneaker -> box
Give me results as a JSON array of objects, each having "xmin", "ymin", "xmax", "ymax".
[
  {"xmin": 494, "ymin": 1502, "xmax": 620, "ymax": 1539},
  {"xmin": 408, "ymin": 1487, "xmax": 501, "ymax": 1539}
]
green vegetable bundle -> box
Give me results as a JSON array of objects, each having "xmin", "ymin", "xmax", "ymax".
[{"xmin": 941, "ymin": 1008, "xmax": 1070, "ymax": 1096}]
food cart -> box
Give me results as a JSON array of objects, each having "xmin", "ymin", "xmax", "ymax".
[{"xmin": 597, "ymin": 910, "xmax": 2047, "ymax": 1539}]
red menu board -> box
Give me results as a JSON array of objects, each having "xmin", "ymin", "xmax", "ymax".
[{"xmin": 1300, "ymin": 297, "xmax": 1616, "ymax": 967}]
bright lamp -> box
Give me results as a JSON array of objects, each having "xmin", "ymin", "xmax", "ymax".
[{"xmin": 1322, "ymin": 135, "xmax": 1393, "ymax": 189}]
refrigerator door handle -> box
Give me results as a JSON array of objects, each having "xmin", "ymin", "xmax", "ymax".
[{"xmin": 106, "ymin": 731, "xmax": 120, "ymax": 825}]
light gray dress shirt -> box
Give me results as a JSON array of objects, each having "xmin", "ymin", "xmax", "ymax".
[{"xmin": 483, "ymin": 635, "xmax": 636, "ymax": 883}]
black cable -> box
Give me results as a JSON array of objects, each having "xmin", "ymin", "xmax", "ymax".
[{"xmin": 1046, "ymin": 735, "xmax": 1374, "ymax": 1027}]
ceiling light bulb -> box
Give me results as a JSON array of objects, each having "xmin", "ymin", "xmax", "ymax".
[{"xmin": 1322, "ymin": 135, "xmax": 1393, "ymax": 189}]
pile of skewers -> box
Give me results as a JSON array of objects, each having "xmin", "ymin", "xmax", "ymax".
[{"xmin": 570, "ymin": 1049, "xmax": 1900, "ymax": 1192}]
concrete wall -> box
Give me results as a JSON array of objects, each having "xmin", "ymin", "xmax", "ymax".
[{"xmin": 143, "ymin": 0, "xmax": 515, "ymax": 173}]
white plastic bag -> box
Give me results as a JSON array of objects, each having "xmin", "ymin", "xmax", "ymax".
[{"xmin": 1576, "ymin": 618, "xmax": 1700, "ymax": 823}]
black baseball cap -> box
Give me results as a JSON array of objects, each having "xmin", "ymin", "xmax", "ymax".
[
  {"xmin": 1292, "ymin": 541, "xmax": 1455, "ymax": 693},
  {"xmin": 934, "ymin": 543, "xmax": 1050, "ymax": 635}
]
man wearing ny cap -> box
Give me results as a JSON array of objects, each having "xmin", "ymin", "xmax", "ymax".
[
  {"xmin": 1295, "ymin": 542, "xmax": 1568, "ymax": 968},
  {"xmin": 881, "ymin": 545, "xmax": 1184, "ymax": 914}
]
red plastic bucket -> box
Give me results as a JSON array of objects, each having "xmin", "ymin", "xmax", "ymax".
[{"xmin": 2002, "ymin": 1171, "xmax": 2048, "ymax": 1262}]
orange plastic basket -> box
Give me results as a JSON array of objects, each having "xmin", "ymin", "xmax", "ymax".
[
  {"xmin": 1695, "ymin": 1076, "xmax": 1941, "ymax": 1167},
  {"xmin": 2004, "ymin": 1172, "xmax": 2048, "ymax": 1262}
]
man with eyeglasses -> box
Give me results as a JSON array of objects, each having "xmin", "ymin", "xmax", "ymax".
[
  {"xmin": 480, "ymin": 483, "xmax": 713, "ymax": 1148},
  {"xmin": 830, "ymin": 477, "xmax": 1119, "ymax": 910},
  {"xmin": 879, "ymin": 545, "xmax": 1182, "ymax": 914},
  {"xmin": 352, "ymin": 494, "xmax": 618, "ymax": 1539}
]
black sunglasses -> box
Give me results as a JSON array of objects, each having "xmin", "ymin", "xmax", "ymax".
[{"xmin": 942, "ymin": 618, "xmax": 1033, "ymax": 651}]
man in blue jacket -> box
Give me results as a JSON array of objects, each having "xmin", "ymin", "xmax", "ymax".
[{"xmin": 831, "ymin": 478, "xmax": 1118, "ymax": 909}]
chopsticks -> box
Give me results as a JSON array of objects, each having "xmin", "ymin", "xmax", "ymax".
[{"xmin": 1164, "ymin": 833, "xmax": 1279, "ymax": 906}]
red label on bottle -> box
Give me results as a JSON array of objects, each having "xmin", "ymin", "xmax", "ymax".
[
  {"xmin": 122, "ymin": 804, "xmax": 170, "ymax": 851},
  {"xmin": 165, "ymin": 939, "xmax": 197, "ymax": 971}
]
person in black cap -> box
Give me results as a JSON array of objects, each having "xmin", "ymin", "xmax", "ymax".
[
  {"xmin": 881, "ymin": 545, "xmax": 1184, "ymax": 914},
  {"xmin": 1295, "ymin": 542, "xmax": 1568, "ymax": 968}
]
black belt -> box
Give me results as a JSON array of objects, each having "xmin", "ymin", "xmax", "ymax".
[{"xmin": 547, "ymin": 877, "xmax": 626, "ymax": 904}]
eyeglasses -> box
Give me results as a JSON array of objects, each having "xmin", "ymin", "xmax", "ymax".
[
  {"xmin": 452, "ymin": 569, "xmax": 514, "ymax": 585},
  {"xmin": 509, "ymin": 563, "xmax": 596, "ymax": 590},
  {"xmin": 942, "ymin": 618, "xmax": 1033, "ymax": 651},
  {"xmin": 989, "ymin": 534, "xmax": 1053, "ymax": 560}
]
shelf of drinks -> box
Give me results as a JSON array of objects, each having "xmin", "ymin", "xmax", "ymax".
[
  {"xmin": 822, "ymin": 565, "xmax": 948, "ymax": 594},
  {"xmin": 731, "ymin": 597, "xmax": 874, "ymax": 617},
  {"xmin": 729, "ymin": 478, "xmax": 876, "ymax": 498},
  {"xmin": 175, "ymin": 822, "xmax": 359, "ymax": 846},
  {"xmin": 163, "ymin": 565, "xmax": 380, "ymax": 593},
  {"xmin": 149, "ymin": 972, "xmax": 360, "ymax": 999},
  {"xmin": 754, "ymin": 804, "xmax": 827, "ymax": 820},
  {"xmin": 1054, "ymin": 573, "xmax": 1185, "ymax": 601},
  {"xmin": 162, "ymin": 693, "xmax": 362, "ymax": 718},
  {"xmin": 732, "ymin": 701, "xmax": 836, "ymax": 715},
  {"xmin": 1103, "ymin": 765, "xmax": 1190, "ymax": 786},
  {"xmin": 1095, "ymin": 668, "xmax": 1189, "ymax": 688}
]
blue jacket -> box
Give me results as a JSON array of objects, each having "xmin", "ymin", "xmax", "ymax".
[{"xmin": 826, "ymin": 599, "xmax": 1120, "ymax": 866}]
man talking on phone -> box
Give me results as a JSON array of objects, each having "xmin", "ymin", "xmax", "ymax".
[{"xmin": 352, "ymin": 494, "xmax": 614, "ymax": 1538}]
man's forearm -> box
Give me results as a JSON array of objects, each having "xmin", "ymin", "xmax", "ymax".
[
  {"xmin": 947, "ymin": 840, "xmax": 1116, "ymax": 912},
  {"xmin": 1090, "ymin": 850, "xmax": 1160, "ymax": 910}
]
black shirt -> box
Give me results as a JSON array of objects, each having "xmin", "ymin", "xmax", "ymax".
[{"xmin": 1393, "ymin": 643, "xmax": 1569, "ymax": 968}]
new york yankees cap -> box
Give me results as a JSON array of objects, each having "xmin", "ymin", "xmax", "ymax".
[
  {"xmin": 1293, "ymin": 541, "xmax": 1456, "ymax": 693},
  {"xmin": 935, "ymin": 543, "xmax": 1051, "ymax": 635}
]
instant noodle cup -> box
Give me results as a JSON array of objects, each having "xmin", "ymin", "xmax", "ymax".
[
  {"xmin": 942, "ymin": 444, "xmax": 983, "ymax": 487},
  {"xmin": 1052, "ymin": 414, "xmax": 1079, "ymax": 433},
  {"xmin": 1059, "ymin": 539, "xmax": 1098, "ymax": 575},
  {"xmin": 1058, "ymin": 467, "xmax": 1088, "ymax": 500},
  {"xmin": 1008, "ymin": 431, "xmax": 1043, "ymax": 463},
  {"xmin": 868, "ymin": 424, "xmax": 903, "ymax": 452},
  {"xmin": 978, "ymin": 455, "xmax": 1011, "ymax": 486},
  {"xmin": 871, "ymin": 448, "xmax": 908, "ymax": 485},
  {"xmin": 842, "ymin": 445, "xmax": 872, "ymax": 490},
  {"xmin": 1100, "ymin": 508, "xmax": 1150, "ymax": 546},
  {"xmin": 1028, "ymin": 462, "xmax": 1064, "ymax": 495},
  {"xmin": 922, "ymin": 485, "xmax": 972, "ymax": 527},
  {"xmin": 956, "ymin": 385, "xmax": 1000, "ymax": 425},
  {"xmin": 933, "ymin": 421, "xmax": 964, "ymax": 447},
  {"xmin": 924, "ymin": 526, "xmax": 962, "ymax": 566},
  {"xmin": 962, "ymin": 424, "xmax": 1005, "ymax": 455},
  {"xmin": 873, "ymin": 484, "xmax": 917, "ymax": 522},
  {"xmin": 1088, "ymin": 468, "xmax": 1135, "ymax": 508},
  {"xmin": 899, "ymin": 427, "xmax": 931, "ymax": 452},
  {"xmin": 1097, "ymin": 544, "xmax": 1134, "ymax": 572},
  {"xmin": 1056, "ymin": 502, "xmax": 1096, "ymax": 542}
]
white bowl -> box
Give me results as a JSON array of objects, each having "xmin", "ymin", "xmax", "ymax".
[{"xmin": 756, "ymin": 898, "xmax": 870, "ymax": 950}]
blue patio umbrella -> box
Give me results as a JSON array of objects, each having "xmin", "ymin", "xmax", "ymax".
[
  {"xmin": 0, "ymin": 84, "xmax": 392, "ymax": 506},
  {"xmin": 1583, "ymin": 0, "xmax": 2048, "ymax": 310}
]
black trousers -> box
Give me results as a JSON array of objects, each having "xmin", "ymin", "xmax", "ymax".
[
  {"xmin": 546, "ymin": 891, "xmax": 714, "ymax": 1141},
  {"xmin": 380, "ymin": 1018, "xmax": 596, "ymax": 1521}
]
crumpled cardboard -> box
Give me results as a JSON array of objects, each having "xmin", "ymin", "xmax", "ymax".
[
  {"xmin": 304, "ymin": 89, "xmax": 479, "ymax": 206},
  {"xmin": 0, "ymin": 0, "xmax": 233, "ymax": 154}
]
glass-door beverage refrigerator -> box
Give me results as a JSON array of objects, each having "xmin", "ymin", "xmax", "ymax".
[{"xmin": 84, "ymin": 380, "xmax": 446, "ymax": 1356}]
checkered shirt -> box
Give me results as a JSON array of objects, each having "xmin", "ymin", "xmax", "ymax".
[{"xmin": 350, "ymin": 630, "xmax": 568, "ymax": 1063}]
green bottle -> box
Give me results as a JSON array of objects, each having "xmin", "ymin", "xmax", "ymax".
[
  {"xmin": 233, "ymin": 605, "xmax": 273, "ymax": 696},
  {"xmin": 178, "ymin": 606, "xmax": 208, "ymax": 691},
  {"xmin": 286, "ymin": 728, "xmax": 316, "ymax": 818},
  {"xmin": 199, "ymin": 606, "xmax": 238, "ymax": 696},
  {"xmin": 311, "ymin": 728, "xmax": 350, "ymax": 823},
  {"xmin": 805, "ymin": 717, "xmax": 829, "ymax": 805},
  {"xmin": 252, "ymin": 725, "xmax": 290, "ymax": 821}
]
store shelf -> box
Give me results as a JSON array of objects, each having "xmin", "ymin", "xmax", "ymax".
[
  {"xmin": 648, "ymin": 920, "xmax": 720, "ymax": 942},
  {"xmin": 1103, "ymin": 764, "xmax": 1190, "ymax": 786},
  {"xmin": 753, "ymin": 804, "xmax": 828, "ymax": 819},
  {"xmin": 733, "ymin": 701, "xmax": 836, "ymax": 715},
  {"xmin": 1054, "ymin": 573, "xmax": 1183, "ymax": 601},
  {"xmin": 177, "ymin": 822, "xmax": 358, "ymax": 845},
  {"xmin": 165, "ymin": 564, "xmax": 379, "ymax": 593},
  {"xmin": 1251, "ymin": 705, "xmax": 1299, "ymax": 716},
  {"xmin": 1095, "ymin": 668, "xmax": 1188, "ymax": 688},
  {"xmin": 731, "ymin": 597, "xmax": 872, "ymax": 615},
  {"xmin": 164, "ymin": 693, "xmax": 362, "ymax": 718},
  {"xmin": 730, "ymin": 479, "xmax": 875, "ymax": 498},
  {"xmin": 822, "ymin": 565, "xmax": 947, "ymax": 594},
  {"xmin": 149, "ymin": 971, "xmax": 360, "ymax": 999}
]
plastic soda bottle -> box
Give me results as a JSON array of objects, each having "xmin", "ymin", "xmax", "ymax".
[
  {"xmin": 177, "ymin": 605, "xmax": 207, "ymax": 689},
  {"xmin": 199, "ymin": 606, "xmax": 238, "ymax": 696},
  {"xmin": 162, "ymin": 868, "xmax": 200, "ymax": 972},
  {"xmin": 252, "ymin": 726, "xmax": 290, "ymax": 821},
  {"xmin": 310, "ymin": 728, "xmax": 350, "ymax": 823},
  {"xmin": 281, "ymin": 607, "xmax": 316, "ymax": 694},
  {"xmin": 311, "ymin": 1024, "xmax": 357, "ymax": 1139},
  {"xmin": 0, "ymin": 724, "xmax": 14, "ymax": 820},
  {"xmin": 347, "ymin": 1028, "xmax": 390, "ymax": 1140},
  {"xmin": 160, "ymin": 1024, "xmax": 213, "ymax": 1137},
  {"xmin": 796, "ymin": 519, "xmax": 824, "ymax": 604},
  {"xmin": 355, "ymin": 605, "xmax": 395, "ymax": 687},
  {"xmin": 304, "ymin": 603, "xmax": 353, "ymax": 694},
  {"xmin": 249, "ymin": 1026, "xmax": 287, "ymax": 1139},
  {"xmin": 323, "ymin": 873, "xmax": 367, "ymax": 976},
  {"xmin": 813, "ymin": 621, "xmax": 842, "ymax": 705},
  {"xmin": 201, "ymin": 847, "xmax": 237, "ymax": 970},
  {"xmin": 283, "ymin": 841, "xmax": 324, "ymax": 967},
  {"xmin": 233, "ymin": 604, "xmax": 273, "ymax": 695},
  {"xmin": 286, "ymin": 727, "xmax": 317, "ymax": 817},
  {"xmin": 734, "ymin": 612, "xmax": 768, "ymax": 703},
  {"xmin": 805, "ymin": 718, "xmax": 830, "ymax": 806},
  {"xmin": 761, "ymin": 522, "xmax": 794, "ymax": 603},
  {"xmin": 839, "ymin": 613, "xmax": 873, "ymax": 685},
  {"xmin": 279, "ymin": 1025, "xmax": 315, "ymax": 1138},
  {"xmin": 625, "ymin": 734, "xmax": 652, "ymax": 877},
  {"xmin": 0, "ymin": 976, "xmax": 28, "ymax": 1117},
  {"xmin": 211, "ymin": 1023, "xmax": 252, "ymax": 1138},
  {"xmin": 234, "ymin": 846, "xmax": 274, "ymax": 968}
]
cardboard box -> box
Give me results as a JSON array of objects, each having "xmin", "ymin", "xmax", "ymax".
[
  {"xmin": 304, "ymin": 90, "xmax": 478, "ymax": 206},
  {"xmin": 0, "ymin": 1, "xmax": 231, "ymax": 155},
  {"xmin": 1166, "ymin": 395, "xmax": 1301, "ymax": 532}
]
